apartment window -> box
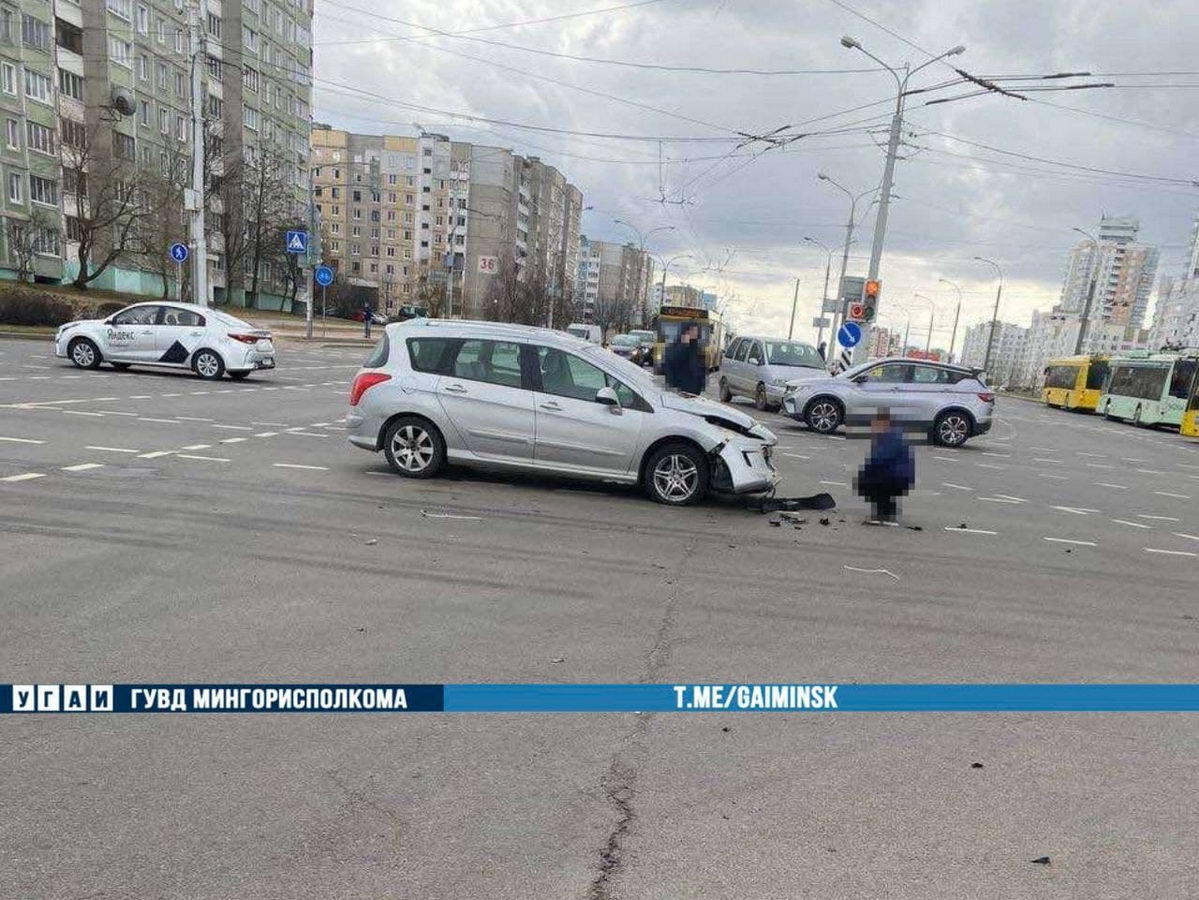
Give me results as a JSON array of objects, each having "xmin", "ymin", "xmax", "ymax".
[
  {"xmin": 387, "ymin": 192, "xmax": 397, "ymax": 203},
  {"xmin": 21, "ymin": 13, "xmax": 49, "ymax": 49},
  {"xmin": 65, "ymin": 215, "xmax": 81, "ymax": 242},
  {"xmin": 139, "ymin": 55, "xmax": 149, "ymax": 80},
  {"xmin": 136, "ymin": 4, "xmax": 149, "ymax": 33},
  {"xmin": 329, "ymin": 222, "xmax": 339, "ymax": 234},
  {"xmin": 58, "ymin": 68, "xmax": 83, "ymax": 101},
  {"xmin": 206, "ymin": 12, "xmax": 221, "ymax": 38},
  {"xmin": 175, "ymin": 114, "xmax": 185, "ymax": 141},
  {"xmin": 157, "ymin": 20, "xmax": 166, "ymax": 44},
  {"xmin": 243, "ymin": 26, "xmax": 258, "ymax": 51},
  {"xmin": 0, "ymin": 63, "xmax": 13, "ymax": 95},
  {"xmin": 403, "ymin": 249, "xmax": 412, "ymax": 260},
  {"xmin": 175, "ymin": 70, "xmax": 186, "ymax": 97},
  {"xmin": 351, "ymin": 262, "xmax": 360, "ymax": 274},
  {"xmin": 32, "ymin": 225, "xmax": 58, "ymax": 255},
  {"xmin": 173, "ymin": 28, "xmax": 183, "ymax": 54},
  {"xmin": 351, "ymin": 189, "xmax": 361, "ymax": 202},
  {"xmin": 244, "ymin": 66, "xmax": 258, "ymax": 92},
  {"xmin": 386, "ymin": 247, "xmax": 395, "ymax": 258},
  {"xmin": 370, "ymin": 226, "xmax": 379, "ymax": 239},
  {"xmin": 330, "ymin": 240, "xmax": 339, "ymax": 252},
  {"xmin": 435, "ymin": 216, "xmax": 443, "ymax": 226},
  {"xmin": 330, "ymin": 187, "xmax": 340, "ymax": 199},
  {"xmin": 456, "ymin": 234, "xmax": 465, "ymax": 246},
  {"xmin": 0, "ymin": 8, "xmax": 12, "ymax": 44},
  {"xmin": 158, "ymin": 108, "xmax": 169, "ymax": 134},
  {"xmin": 421, "ymin": 204, "xmax": 429, "ymax": 212},
  {"xmin": 4, "ymin": 118, "xmax": 17, "ymax": 149},
  {"xmin": 405, "ymin": 193, "xmax": 413, "ymax": 205},
  {"xmin": 60, "ymin": 117, "xmax": 85, "ymax": 149},
  {"xmin": 352, "ymin": 208, "xmax": 362, "ymax": 220},
  {"xmin": 387, "ymin": 228, "xmax": 395, "ymax": 239},
  {"xmin": 385, "ymin": 264, "xmax": 394, "ymax": 275},
  {"xmin": 331, "ymin": 205, "xmax": 339, "ymax": 216},
  {"xmin": 386, "ymin": 211, "xmax": 396, "ymax": 222},
  {"xmin": 106, "ymin": 0, "xmax": 132, "ymax": 19},
  {"xmin": 26, "ymin": 121, "xmax": 53, "ymax": 154},
  {"xmin": 422, "ymin": 186, "xmax": 430, "ymax": 193},
  {"xmin": 350, "ymin": 242, "xmax": 360, "ymax": 255},
  {"xmin": 136, "ymin": 99, "xmax": 150, "ymax": 127},
  {"xmin": 159, "ymin": 151, "xmax": 169, "ymax": 176},
  {"xmin": 371, "ymin": 190, "xmax": 380, "ymax": 202},
  {"xmin": 387, "ymin": 174, "xmax": 397, "ymax": 186},
  {"xmin": 370, "ymin": 245, "xmax": 378, "ymax": 257},
  {"xmin": 403, "ymin": 229, "xmax": 411, "ymax": 240},
  {"xmin": 7, "ymin": 171, "xmax": 21, "ymax": 203},
  {"xmin": 29, "ymin": 175, "xmax": 56, "ymax": 206},
  {"xmin": 243, "ymin": 106, "xmax": 259, "ymax": 130},
  {"xmin": 207, "ymin": 94, "xmax": 222, "ymax": 118},
  {"xmin": 206, "ymin": 55, "xmax": 220, "ymax": 79},
  {"xmin": 369, "ymin": 263, "xmax": 377, "ymax": 274},
  {"xmin": 114, "ymin": 131, "xmax": 135, "ymax": 160},
  {"xmin": 109, "ymin": 37, "xmax": 132, "ymax": 67},
  {"xmin": 422, "ymin": 147, "xmax": 431, "ymax": 157},
  {"xmin": 23, "ymin": 69, "xmax": 51, "ymax": 103},
  {"xmin": 351, "ymin": 225, "xmax": 360, "ymax": 237},
  {"xmin": 157, "ymin": 62, "xmax": 168, "ymax": 90}
]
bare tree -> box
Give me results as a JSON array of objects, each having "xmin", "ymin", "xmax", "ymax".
[
  {"xmin": 140, "ymin": 147, "xmax": 189, "ymax": 299},
  {"xmin": 240, "ymin": 143, "xmax": 294, "ymax": 309},
  {"xmin": 5, "ymin": 208, "xmax": 54, "ymax": 283},
  {"xmin": 63, "ymin": 124, "xmax": 153, "ymax": 290}
]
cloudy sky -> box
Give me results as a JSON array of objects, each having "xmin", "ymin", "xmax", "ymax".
[{"xmin": 311, "ymin": 0, "xmax": 1199, "ymax": 347}]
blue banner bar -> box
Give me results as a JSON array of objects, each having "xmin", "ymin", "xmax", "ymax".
[{"xmin": 6, "ymin": 684, "xmax": 1199, "ymax": 713}]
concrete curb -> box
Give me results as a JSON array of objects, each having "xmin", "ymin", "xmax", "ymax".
[{"xmin": 0, "ymin": 330, "xmax": 54, "ymax": 341}]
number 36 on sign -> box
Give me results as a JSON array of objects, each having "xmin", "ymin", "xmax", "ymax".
[{"xmin": 477, "ymin": 256, "xmax": 498, "ymax": 274}]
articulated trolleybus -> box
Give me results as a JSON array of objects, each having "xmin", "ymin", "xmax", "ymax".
[
  {"xmin": 1098, "ymin": 350, "xmax": 1199, "ymax": 428},
  {"xmin": 1042, "ymin": 355, "xmax": 1110, "ymax": 411}
]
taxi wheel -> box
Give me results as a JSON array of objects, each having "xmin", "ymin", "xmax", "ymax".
[
  {"xmin": 68, "ymin": 337, "xmax": 101, "ymax": 369},
  {"xmin": 193, "ymin": 349, "xmax": 225, "ymax": 380},
  {"xmin": 228, "ymin": 371, "xmax": 251, "ymax": 380}
]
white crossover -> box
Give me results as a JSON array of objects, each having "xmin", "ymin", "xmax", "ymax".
[{"xmin": 55, "ymin": 302, "xmax": 275, "ymax": 380}]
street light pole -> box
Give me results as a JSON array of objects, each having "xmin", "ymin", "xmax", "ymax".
[
  {"xmin": 839, "ymin": 36, "xmax": 966, "ymax": 362},
  {"xmin": 615, "ymin": 219, "xmax": 674, "ymax": 325},
  {"xmin": 1071, "ymin": 227, "xmax": 1100, "ymax": 355},
  {"xmin": 914, "ymin": 293, "xmax": 935, "ymax": 356},
  {"xmin": 187, "ymin": 0, "xmax": 209, "ymax": 306},
  {"xmin": 787, "ymin": 276, "xmax": 801, "ymax": 340},
  {"xmin": 938, "ymin": 277, "xmax": 963, "ymax": 363},
  {"xmin": 803, "ymin": 236, "xmax": 832, "ymax": 348},
  {"xmin": 816, "ymin": 173, "xmax": 874, "ymax": 353},
  {"xmin": 974, "ymin": 257, "xmax": 1004, "ymax": 373}
]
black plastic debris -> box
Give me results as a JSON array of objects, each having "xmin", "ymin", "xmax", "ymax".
[
  {"xmin": 971, "ymin": 762, "xmax": 984, "ymax": 769},
  {"xmin": 721, "ymin": 726, "xmax": 731, "ymax": 733},
  {"xmin": 907, "ymin": 525, "xmax": 924, "ymax": 532},
  {"xmin": 769, "ymin": 519, "xmax": 782, "ymax": 527},
  {"xmin": 819, "ymin": 517, "xmax": 830, "ymax": 526},
  {"xmin": 1031, "ymin": 856, "xmax": 1051, "ymax": 865},
  {"xmin": 959, "ymin": 522, "xmax": 968, "ymax": 529},
  {"xmin": 749, "ymin": 492, "xmax": 836, "ymax": 513}
]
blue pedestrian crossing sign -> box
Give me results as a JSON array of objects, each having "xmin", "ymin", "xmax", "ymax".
[
  {"xmin": 314, "ymin": 265, "xmax": 334, "ymax": 287},
  {"xmin": 169, "ymin": 242, "xmax": 188, "ymax": 263},
  {"xmin": 837, "ymin": 321, "xmax": 862, "ymax": 348},
  {"xmin": 285, "ymin": 230, "xmax": 308, "ymax": 254}
]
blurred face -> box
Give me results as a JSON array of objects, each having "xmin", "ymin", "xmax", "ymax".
[{"xmin": 871, "ymin": 415, "xmax": 890, "ymax": 434}]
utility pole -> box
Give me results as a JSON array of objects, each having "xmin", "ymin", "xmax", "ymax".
[
  {"xmin": 816, "ymin": 174, "xmax": 873, "ymax": 360},
  {"xmin": 974, "ymin": 257, "xmax": 1004, "ymax": 373},
  {"xmin": 787, "ymin": 277, "xmax": 800, "ymax": 340},
  {"xmin": 939, "ymin": 277, "xmax": 963, "ymax": 364},
  {"xmin": 187, "ymin": 0, "xmax": 208, "ymax": 306},
  {"xmin": 839, "ymin": 37, "xmax": 966, "ymax": 363},
  {"xmin": 1072, "ymin": 228, "xmax": 1100, "ymax": 355},
  {"xmin": 803, "ymin": 236, "xmax": 832, "ymax": 349}
]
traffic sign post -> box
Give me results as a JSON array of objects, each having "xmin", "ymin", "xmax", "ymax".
[
  {"xmin": 837, "ymin": 321, "xmax": 862, "ymax": 348},
  {"xmin": 285, "ymin": 230, "xmax": 308, "ymax": 254},
  {"xmin": 169, "ymin": 243, "xmax": 188, "ymax": 301},
  {"xmin": 314, "ymin": 265, "xmax": 334, "ymax": 340}
]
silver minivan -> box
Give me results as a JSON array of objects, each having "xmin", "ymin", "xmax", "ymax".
[
  {"xmin": 718, "ymin": 336, "xmax": 827, "ymax": 410},
  {"xmin": 346, "ymin": 320, "xmax": 779, "ymax": 505}
]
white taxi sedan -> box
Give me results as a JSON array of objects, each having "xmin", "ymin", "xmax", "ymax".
[{"xmin": 55, "ymin": 302, "xmax": 275, "ymax": 380}]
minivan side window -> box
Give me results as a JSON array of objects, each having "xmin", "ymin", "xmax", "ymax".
[
  {"xmin": 724, "ymin": 338, "xmax": 741, "ymax": 360},
  {"xmin": 745, "ymin": 341, "xmax": 764, "ymax": 365},
  {"xmin": 407, "ymin": 337, "xmax": 455, "ymax": 374},
  {"xmin": 451, "ymin": 339, "xmax": 524, "ymax": 388},
  {"xmin": 733, "ymin": 340, "xmax": 750, "ymax": 362}
]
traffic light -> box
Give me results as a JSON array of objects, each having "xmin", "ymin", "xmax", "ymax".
[{"xmin": 862, "ymin": 279, "xmax": 881, "ymax": 321}]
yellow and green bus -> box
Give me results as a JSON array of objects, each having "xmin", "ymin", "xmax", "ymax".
[
  {"xmin": 1098, "ymin": 351, "xmax": 1199, "ymax": 428},
  {"xmin": 652, "ymin": 305, "xmax": 727, "ymax": 373},
  {"xmin": 1042, "ymin": 355, "xmax": 1110, "ymax": 410}
]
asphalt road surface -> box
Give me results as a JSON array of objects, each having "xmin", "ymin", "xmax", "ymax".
[{"xmin": 2, "ymin": 335, "xmax": 1198, "ymax": 899}]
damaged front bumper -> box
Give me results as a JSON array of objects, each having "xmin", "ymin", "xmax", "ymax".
[{"xmin": 710, "ymin": 429, "xmax": 779, "ymax": 495}]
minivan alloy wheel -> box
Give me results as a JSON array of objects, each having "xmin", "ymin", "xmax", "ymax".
[
  {"xmin": 652, "ymin": 454, "xmax": 699, "ymax": 502},
  {"xmin": 391, "ymin": 424, "xmax": 435, "ymax": 472}
]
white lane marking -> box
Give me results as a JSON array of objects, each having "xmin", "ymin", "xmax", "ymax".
[
  {"xmin": 1144, "ymin": 547, "xmax": 1198, "ymax": 558},
  {"xmin": 215, "ymin": 389, "xmax": 234, "ymax": 394},
  {"xmin": 944, "ymin": 526, "xmax": 998, "ymax": 535},
  {"xmin": 138, "ymin": 417, "xmax": 180, "ymax": 424},
  {"xmin": 1038, "ymin": 473, "xmax": 1068, "ymax": 480},
  {"xmin": 176, "ymin": 416, "xmax": 214, "ymax": 422},
  {"xmin": 1085, "ymin": 463, "xmax": 1116, "ymax": 469},
  {"xmin": 252, "ymin": 421, "xmax": 290, "ymax": 427},
  {"xmin": 21, "ymin": 364, "xmax": 50, "ymax": 369},
  {"xmin": 1155, "ymin": 491, "xmax": 1191, "ymax": 500},
  {"xmin": 993, "ymin": 494, "xmax": 1027, "ymax": 503},
  {"xmin": 1029, "ymin": 447, "xmax": 1059, "ymax": 452},
  {"xmin": 28, "ymin": 376, "xmax": 50, "ymax": 380},
  {"xmin": 942, "ymin": 482, "xmax": 972, "ymax": 491},
  {"xmin": 86, "ymin": 446, "xmax": 138, "ymax": 454},
  {"xmin": 62, "ymin": 410, "xmax": 104, "ymax": 417},
  {"xmin": 1120, "ymin": 457, "xmax": 1146, "ymax": 462},
  {"xmin": 61, "ymin": 463, "xmax": 103, "ymax": 472},
  {"xmin": 1137, "ymin": 514, "xmax": 1180, "ymax": 522},
  {"xmin": 1077, "ymin": 451, "xmax": 1106, "ymax": 458},
  {"xmin": 253, "ymin": 431, "xmax": 278, "ymax": 438},
  {"xmin": 782, "ymin": 452, "xmax": 810, "ymax": 459},
  {"xmin": 211, "ymin": 424, "xmax": 253, "ymax": 431},
  {"xmin": 1111, "ymin": 519, "xmax": 1152, "ymax": 529},
  {"xmin": 1136, "ymin": 469, "xmax": 1165, "ymax": 475},
  {"xmin": 178, "ymin": 454, "xmax": 230, "ymax": 462},
  {"xmin": 1051, "ymin": 506, "xmax": 1097, "ymax": 516},
  {"xmin": 161, "ymin": 392, "xmax": 182, "ymax": 398},
  {"xmin": 273, "ymin": 463, "xmax": 328, "ymax": 471},
  {"xmin": 0, "ymin": 436, "xmax": 45, "ymax": 444},
  {"xmin": 309, "ymin": 422, "xmax": 331, "ymax": 427},
  {"xmin": 977, "ymin": 463, "xmax": 1005, "ymax": 470},
  {"xmin": 365, "ymin": 471, "xmax": 391, "ymax": 477},
  {"xmin": 979, "ymin": 497, "xmax": 1021, "ymax": 504},
  {"xmin": 220, "ymin": 437, "xmax": 247, "ymax": 444},
  {"xmin": 190, "ymin": 391, "xmax": 209, "ymax": 395},
  {"xmin": 819, "ymin": 480, "xmax": 848, "ymax": 487},
  {"xmin": 137, "ymin": 450, "xmax": 175, "ymax": 459},
  {"xmin": 128, "ymin": 395, "xmax": 152, "ymax": 400},
  {"xmin": 286, "ymin": 431, "xmax": 328, "ymax": 438},
  {"xmin": 981, "ymin": 451, "xmax": 1010, "ymax": 458},
  {"xmin": 96, "ymin": 410, "xmax": 137, "ymax": 417},
  {"xmin": 1044, "ymin": 537, "xmax": 1097, "ymax": 546},
  {"xmin": 1033, "ymin": 458, "xmax": 1061, "ymax": 464},
  {"xmin": 1, "ymin": 472, "xmax": 45, "ymax": 482},
  {"xmin": 1094, "ymin": 482, "xmax": 1127, "ymax": 490},
  {"xmin": 180, "ymin": 444, "xmax": 212, "ymax": 451},
  {"xmin": 1172, "ymin": 532, "xmax": 1199, "ymax": 542}
]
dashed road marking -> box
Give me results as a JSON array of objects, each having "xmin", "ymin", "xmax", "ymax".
[
  {"xmin": 1038, "ymin": 473, "xmax": 1068, "ymax": 480},
  {"xmin": 61, "ymin": 463, "xmax": 103, "ymax": 472},
  {"xmin": 932, "ymin": 455, "xmax": 957, "ymax": 462},
  {"xmin": 945, "ymin": 526, "xmax": 997, "ymax": 535},
  {"xmin": 1172, "ymin": 532, "xmax": 1199, "ymax": 542},
  {"xmin": 1044, "ymin": 537, "xmax": 1096, "ymax": 546},
  {"xmin": 253, "ymin": 431, "xmax": 279, "ymax": 438},
  {"xmin": 1, "ymin": 472, "xmax": 45, "ymax": 482},
  {"xmin": 1094, "ymin": 482, "xmax": 1127, "ymax": 490},
  {"xmin": 273, "ymin": 463, "xmax": 329, "ymax": 471},
  {"xmin": 180, "ymin": 444, "xmax": 212, "ymax": 451},
  {"xmin": 977, "ymin": 463, "xmax": 1005, "ymax": 470},
  {"xmin": 219, "ymin": 437, "xmax": 247, "ymax": 444},
  {"xmin": 137, "ymin": 450, "xmax": 175, "ymax": 459},
  {"xmin": 1120, "ymin": 457, "xmax": 1146, "ymax": 463},
  {"xmin": 1111, "ymin": 519, "xmax": 1152, "ymax": 529},
  {"xmin": 1077, "ymin": 451, "xmax": 1106, "ymax": 458},
  {"xmin": 819, "ymin": 480, "xmax": 848, "ymax": 487},
  {"xmin": 138, "ymin": 417, "xmax": 180, "ymax": 424},
  {"xmin": 96, "ymin": 410, "xmax": 138, "ymax": 417},
  {"xmin": 1137, "ymin": 514, "xmax": 1180, "ymax": 521},
  {"xmin": 0, "ymin": 436, "xmax": 45, "ymax": 444},
  {"xmin": 1051, "ymin": 506, "xmax": 1097, "ymax": 515},
  {"xmin": 1085, "ymin": 463, "xmax": 1116, "ymax": 470},
  {"xmin": 942, "ymin": 482, "xmax": 972, "ymax": 491},
  {"xmin": 1136, "ymin": 469, "xmax": 1165, "ymax": 475},
  {"xmin": 1144, "ymin": 547, "xmax": 1198, "ymax": 558},
  {"xmin": 211, "ymin": 424, "xmax": 253, "ymax": 431},
  {"xmin": 178, "ymin": 454, "xmax": 230, "ymax": 462},
  {"xmin": 62, "ymin": 410, "xmax": 104, "ymax": 417},
  {"xmin": 1154, "ymin": 491, "xmax": 1191, "ymax": 500},
  {"xmin": 1033, "ymin": 458, "xmax": 1061, "ymax": 464},
  {"xmin": 176, "ymin": 416, "xmax": 214, "ymax": 422},
  {"xmin": 252, "ymin": 421, "xmax": 290, "ymax": 427},
  {"xmin": 86, "ymin": 446, "xmax": 139, "ymax": 454},
  {"xmin": 979, "ymin": 497, "xmax": 1021, "ymax": 504},
  {"xmin": 993, "ymin": 494, "xmax": 1027, "ymax": 503}
]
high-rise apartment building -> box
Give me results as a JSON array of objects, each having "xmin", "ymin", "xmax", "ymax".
[
  {"xmin": 1, "ymin": 0, "xmax": 313, "ymax": 307},
  {"xmin": 312, "ymin": 128, "xmax": 583, "ymax": 320},
  {"xmin": 575, "ymin": 235, "xmax": 653, "ymax": 325},
  {"xmin": 1058, "ymin": 214, "xmax": 1159, "ymax": 330},
  {"xmin": 960, "ymin": 320, "xmax": 1027, "ymax": 386}
]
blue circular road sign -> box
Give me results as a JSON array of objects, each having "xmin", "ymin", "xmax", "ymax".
[
  {"xmin": 837, "ymin": 321, "xmax": 862, "ymax": 348},
  {"xmin": 169, "ymin": 242, "xmax": 189, "ymax": 263},
  {"xmin": 314, "ymin": 265, "xmax": 334, "ymax": 287}
]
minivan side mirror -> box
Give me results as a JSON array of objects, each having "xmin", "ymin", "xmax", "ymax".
[{"xmin": 595, "ymin": 386, "xmax": 621, "ymax": 411}]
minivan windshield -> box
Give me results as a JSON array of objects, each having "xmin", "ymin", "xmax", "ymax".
[{"xmin": 765, "ymin": 341, "xmax": 823, "ymax": 368}]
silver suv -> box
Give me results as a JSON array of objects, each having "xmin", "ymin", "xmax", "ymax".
[
  {"xmin": 346, "ymin": 320, "xmax": 778, "ymax": 505},
  {"xmin": 781, "ymin": 358, "xmax": 995, "ymax": 447},
  {"xmin": 718, "ymin": 336, "xmax": 827, "ymax": 410}
]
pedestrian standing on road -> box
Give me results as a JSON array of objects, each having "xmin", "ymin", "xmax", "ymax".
[
  {"xmin": 854, "ymin": 408, "xmax": 915, "ymax": 524},
  {"xmin": 664, "ymin": 325, "xmax": 707, "ymax": 396},
  {"xmin": 818, "ymin": 340, "xmax": 827, "ymax": 361},
  {"xmin": 362, "ymin": 300, "xmax": 373, "ymax": 339}
]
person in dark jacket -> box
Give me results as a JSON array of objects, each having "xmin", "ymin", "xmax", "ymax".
[
  {"xmin": 362, "ymin": 300, "xmax": 374, "ymax": 339},
  {"xmin": 855, "ymin": 408, "xmax": 915, "ymax": 524},
  {"xmin": 663, "ymin": 325, "xmax": 707, "ymax": 395}
]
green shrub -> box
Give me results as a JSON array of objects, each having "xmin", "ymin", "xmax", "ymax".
[{"xmin": 0, "ymin": 290, "xmax": 74, "ymax": 326}]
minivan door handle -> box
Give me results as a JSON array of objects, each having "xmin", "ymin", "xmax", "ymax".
[
  {"xmin": 443, "ymin": 383, "xmax": 467, "ymax": 394},
  {"xmin": 539, "ymin": 401, "xmax": 562, "ymax": 411}
]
